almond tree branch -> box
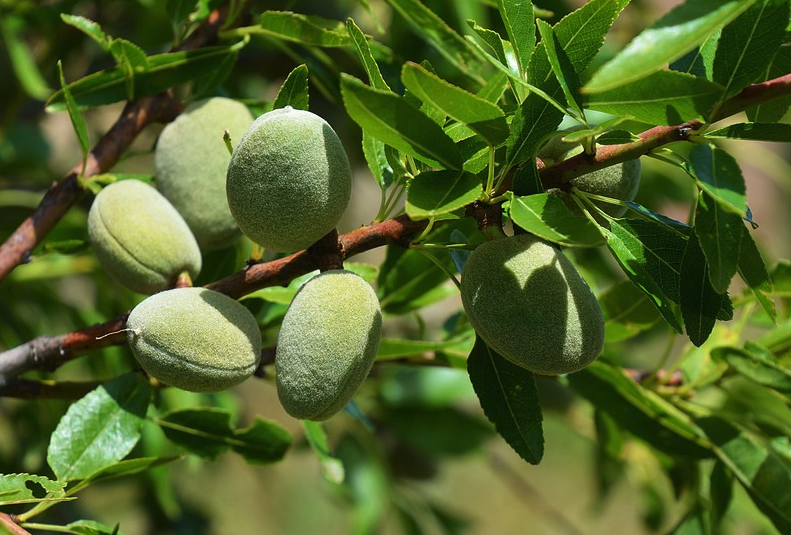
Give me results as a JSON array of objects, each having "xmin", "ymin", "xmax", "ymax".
[{"xmin": 0, "ymin": 4, "xmax": 236, "ymax": 283}]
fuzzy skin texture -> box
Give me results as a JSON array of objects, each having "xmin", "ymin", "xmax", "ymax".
[
  {"xmin": 275, "ymin": 270, "xmax": 382, "ymax": 421},
  {"xmin": 154, "ymin": 97, "xmax": 254, "ymax": 250},
  {"xmin": 552, "ymin": 158, "xmax": 641, "ymax": 218},
  {"xmin": 88, "ymin": 180, "xmax": 202, "ymax": 294},
  {"xmin": 226, "ymin": 107, "xmax": 352, "ymax": 252},
  {"xmin": 460, "ymin": 234, "xmax": 605, "ymax": 375},
  {"xmin": 127, "ymin": 287, "xmax": 261, "ymax": 392}
]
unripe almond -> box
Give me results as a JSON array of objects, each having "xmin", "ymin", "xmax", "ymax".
[
  {"xmin": 275, "ymin": 270, "xmax": 382, "ymax": 421},
  {"xmin": 460, "ymin": 234, "xmax": 604, "ymax": 375},
  {"xmin": 226, "ymin": 107, "xmax": 352, "ymax": 252},
  {"xmin": 87, "ymin": 180, "xmax": 201, "ymax": 294},
  {"xmin": 127, "ymin": 287, "xmax": 261, "ymax": 392},
  {"xmin": 155, "ymin": 97, "xmax": 254, "ymax": 250},
  {"xmin": 552, "ymin": 158, "xmax": 641, "ymax": 218}
]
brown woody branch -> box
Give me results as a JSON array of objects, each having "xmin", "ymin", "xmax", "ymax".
[
  {"xmin": 0, "ymin": 514, "xmax": 31, "ymax": 535},
  {"xmin": 0, "ymin": 4, "xmax": 236, "ymax": 282},
  {"xmin": 0, "ymin": 377, "xmax": 103, "ymax": 399}
]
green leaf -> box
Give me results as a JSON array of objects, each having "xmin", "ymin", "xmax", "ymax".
[
  {"xmin": 671, "ymin": 32, "xmax": 720, "ymax": 79},
  {"xmin": 747, "ymin": 45, "xmax": 791, "ymax": 122},
  {"xmin": 65, "ymin": 520, "xmax": 124, "ymax": 535},
  {"xmin": 536, "ymin": 19, "xmax": 583, "ymax": 117},
  {"xmin": 109, "ymin": 38, "xmax": 150, "ymax": 100},
  {"xmin": 467, "ymin": 336, "xmax": 543, "ymax": 464},
  {"xmin": 47, "ymin": 375, "xmax": 151, "ymax": 481},
  {"xmin": 190, "ymin": 48, "xmax": 238, "ymax": 99},
  {"xmin": 255, "ymin": 11, "xmax": 351, "ymax": 47},
  {"xmin": 302, "ymin": 420, "xmax": 344, "ymax": 484},
  {"xmin": 585, "ymin": 70, "xmax": 724, "ymax": 126},
  {"xmin": 166, "ymin": 0, "xmax": 198, "ymax": 27},
  {"xmin": 567, "ymin": 361, "xmax": 712, "ymax": 458},
  {"xmin": 710, "ymin": 461, "xmax": 734, "ymax": 534},
  {"xmin": 704, "ymin": 122, "xmax": 791, "ymax": 141},
  {"xmin": 686, "ymin": 144, "xmax": 748, "ymax": 216},
  {"xmin": 738, "ymin": 226, "xmax": 776, "ymax": 321},
  {"xmin": 60, "ymin": 14, "xmax": 109, "ymax": 50},
  {"xmin": 599, "ymin": 280, "xmax": 662, "ymax": 342},
  {"xmin": 157, "ymin": 408, "xmax": 291, "ymax": 464},
  {"xmin": 712, "ymin": 0, "xmax": 790, "ymax": 99},
  {"xmin": 698, "ymin": 417, "xmax": 791, "ymax": 534},
  {"xmin": 377, "ymin": 333, "xmax": 475, "ymax": 361},
  {"xmin": 0, "ymin": 474, "xmax": 67, "ymax": 505},
  {"xmin": 57, "ymin": 61, "xmax": 90, "ymax": 168},
  {"xmin": 507, "ymin": 192, "xmax": 605, "ymax": 247},
  {"xmin": 401, "ymin": 62, "xmax": 509, "ymax": 146},
  {"xmin": 602, "ymin": 220, "xmax": 684, "ymax": 332},
  {"xmin": 584, "ymin": 0, "xmax": 758, "ymax": 93},
  {"xmin": 273, "ymin": 64, "xmax": 309, "ymax": 111},
  {"xmin": 496, "ymin": 0, "xmax": 535, "ymax": 77},
  {"xmin": 75, "ymin": 456, "xmax": 179, "ymax": 488},
  {"xmin": 1, "ymin": 16, "xmax": 52, "ymax": 99},
  {"xmin": 712, "ymin": 345, "xmax": 791, "ymax": 393},
  {"xmin": 346, "ymin": 18, "xmax": 390, "ymax": 91},
  {"xmin": 340, "ymin": 74, "xmax": 463, "ymax": 169},
  {"xmin": 695, "ymin": 192, "xmax": 744, "ymax": 293},
  {"xmin": 362, "ymin": 132, "xmax": 393, "ymax": 189},
  {"xmin": 681, "ymin": 230, "xmax": 725, "ymax": 347},
  {"xmin": 405, "ymin": 170, "xmax": 483, "ymax": 220},
  {"xmin": 383, "ymin": 0, "xmax": 484, "ymax": 79},
  {"xmin": 466, "ymin": 20, "xmax": 507, "ymax": 65},
  {"xmin": 46, "ymin": 42, "xmax": 246, "ymax": 110}
]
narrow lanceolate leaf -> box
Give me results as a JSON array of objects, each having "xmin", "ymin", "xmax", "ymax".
[
  {"xmin": 401, "ymin": 62, "xmax": 508, "ymax": 146},
  {"xmin": 406, "ymin": 170, "xmax": 483, "ymax": 220},
  {"xmin": 567, "ymin": 361, "xmax": 712, "ymax": 458},
  {"xmin": 695, "ymin": 192, "xmax": 744, "ymax": 293},
  {"xmin": 712, "ymin": 345, "xmax": 791, "ymax": 393},
  {"xmin": 748, "ymin": 46, "xmax": 791, "ymax": 122},
  {"xmin": 64, "ymin": 520, "xmax": 124, "ymax": 535},
  {"xmin": 60, "ymin": 14, "xmax": 109, "ymax": 50},
  {"xmin": 362, "ymin": 132, "xmax": 393, "ymax": 190},
  {"xmin": 302, "ymin": 420, "xmax": 345, "ymax": 484},
  {"xmin": 340, "ymin": 74, "xmax": 463, "ymax": 169},
  {"xmin": 496, "ymin": 0, "xmax": 535, "ymax": 77},
  {"xmin": 466, "ymin": 20, "xmax": 508, "ymax": 65},
  {"xmin": 346, "ymin": 18, "xmax": 390, "ymax": 91},
  {"xmin": 599, "ymin": 280, "xmax": 662, "ymax": 342},
  {"xmin": 686, "ymin": 144, "xmax": 748, "ymax": 216},
  {"xmin": 57, "ymin": 61, "xmax": 90, "ymax": 166},
  {"xmin": 585, "ymin": 70, "xmax": 724, "ymax": 126},
  {"xmin": 0, "ymin": 474, "xmax": 66, "ymax": 505},
  {"xmin": 602, "ymin": 221, "xmax": 684, "ymax": 332},
  {"xmin": 157, "ymin": 408, "xmax": 291, "ymax": 464},
  {"xmin": 47, "ymin": 42, "xmax": 246, "ymax": 110},
  {"xmin": 681, "ymin": 230, "xmax": 725, "ymax": 347},
  {"xmin": 273, "ymin": 64, "xmax": 309, "ymax": 110},
  {"xmin": 698, "ymin": 417, "xmax": 791, "ymax": 534},
  {"xmin": 537, "ymin": 20, "xmax": 583, "ymax": 117},
  {"xmin": 383, "ymin": 0, "xmax": 484, "ymax": 78},
  {"xmin": 704, "ymin": 122, "xmax": 791, "ymax": 142},
  {"xmin": 256, "ymin": 11, "xmax": 352, "ymax": 47},
  {"xmin": 712, "ymin": 0, "xmax": 790, "ymax": 99},
  {"xmin": 47, "ymin": 375, "xmax": 151, "ymax": 481},
  {"xmin": 2, "ymin": 16, "xmax": 52, "ymax": 99},
  {"xmin": 584, "ymin": 0, "xmax": 758, "ymax": 93},
  {"xmin": 467, "ymin": 336, "xmax": 544, "ymax": 465},
  {"xmin": 738, "ymin": 226, "xmax": 776, "ymax": 321},
  {"xmin": 671, "ymin": 32, "xmax": 720, "ymax": 79},
  {"xmin": 507, "ymin": 193, "xmax": 605, "ymax": 247}
]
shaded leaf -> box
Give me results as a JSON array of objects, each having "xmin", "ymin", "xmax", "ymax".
[
  {"xmin": 362, "ymin": 132, "xmax": 393, "ymax": 190},
  {"xmin": 585, "ymin": 70, "xmax": 724, "ymax": 126},
  {"xmin": 686, "ymin": 144, "xmax": 747, "ymax": 216},
  {"xmin": 704, "ymin": 122, "xmax": 791, "ymax": 141},
  {"xmin": 567, "ymin": 361, "xmax": 712, "ymax": 458},
  {"xmin": 47, "ymin": 375, "xmax": 151, "ymax": 481},
  {"xmin": 695, "ymin": 192, "xmax": 744, "ymax": 293},
  {"xmin": 401, "ymin": 62, "xmax": 509, "ymax": 146},
  {"xmin": 60, "ymin": 14, "xmax": 109, "ymax": 50},
  {"xmin": 681, "ymin": 230, "xmax": 725, "ymax": 346},
  {"xmin": 496, "ymin": 0, "xmax": 535, "ymax": 77},
  {"xmin": 376, "ymin": 333, "xmax": 475, "ymax": 361},
  {"xmin": 599, "ymin": 280, "xmax": 662, "ymax": 342},
  {"xmin": 585, "ymin": 0, "xmax": 758, "ymax": 93},
  {"xmin": 467, "ymin": 336, "xmax": 543, "ymax": 464},
  {"xmin": 747, "ymin": 45, "xmax": 791, "ymax": 122},
  {"xmin": 738, "ymin": 226, "xmax": 776, "ymax": 321},
  {"xmin": 671, "ymin": 32, "xmax": 720, "ymax": 79},
  {"xmin": 406, "ymin": 169, "xmax": 483, "ymax": 219},
  {"xmin": 157, "ymin": 408, "xmax": 291, "ymax": 464},
  {"xmin": 508, "ymin": 193, "xmax": 605, "ymax": 247},
  {"xmin": 466, "ymin": 20, "xmax": 507, "ymax": 65},
  {"xmin": 302, "ymin": 420, "xmax": 344, "ymax": 483},
  {"xmin": 166, "ymin": 0, "xmax": 197, "ymax": 26},
  {"xmin": 712, "ymin": 345, "xmax": 791, "ymax": 393},
  {"xmin": 57, "ymin": 61, "xmax": 90, "ymax": 167},
  {"xmin": 537, "ymin": 19, "xmax": 583, "ymax": 117},
  {"xmin": 256, "ymin": 11, "xmax": 351, "ymax": 47},
  {"xmin": 710, "ymin": 461, "xmax": 734, "ymax": 533},
  {"xmin": 1, "ymin": 15, "xmax": 52, "ymax": 99},
  {"xmin": 341, "ymin": 74, "xmax": 463, "ymax": 169},
  {"xmin": 273, "ymin": 64, "xmax": 309, "ymax": 111}
]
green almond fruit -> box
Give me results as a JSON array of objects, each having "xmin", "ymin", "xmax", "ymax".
[
  {"xmin": 88, "ymin": 180, "xmax": 202, "ymax": 294},
  {"xmin": 155, "ymin": 97, "xmax": 254, "ymax": 250},
  {"xmin": 460, "ymin": 234, "xmax": 605, "ymax": 375},
  {"xmin": 276, "ymin": 270, "xmax": 382, "ymax": 421},
  {"xmin": 127, "ymin": 287, "xmax": 261, "ymax": 392},
  {"xmin": 226, "ymin": 107, "xmax": 352, "ymax": 253},
  {"xmin": 550, "ymin": 158, "xmax": 641, "ymax": 218}
]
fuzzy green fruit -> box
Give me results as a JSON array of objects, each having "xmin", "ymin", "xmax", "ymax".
[
  {"xmin": 88, "ymin": 180, "xmax": 201, "ymax": 294},
  {"xmin": 276, "ymin": 270, "xmax": 382, "ymax": 421},
  {"xmin": 460, "ymin": 234, "xmax": 604, "ymax": 375},
  {"xmin": 127, "ymin": 287, "xmax": 261, "ymax": 392},
  {"xmin": 155, "ymin": 97, "xmax": 254, "ymax": 250},
  {"xmin": 226, "ymin": 107, "xmax": 352, "ymax": 252},
  {"xmin": 551, "ymin": 158, "xmax": 641, "ymax": 218}
]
